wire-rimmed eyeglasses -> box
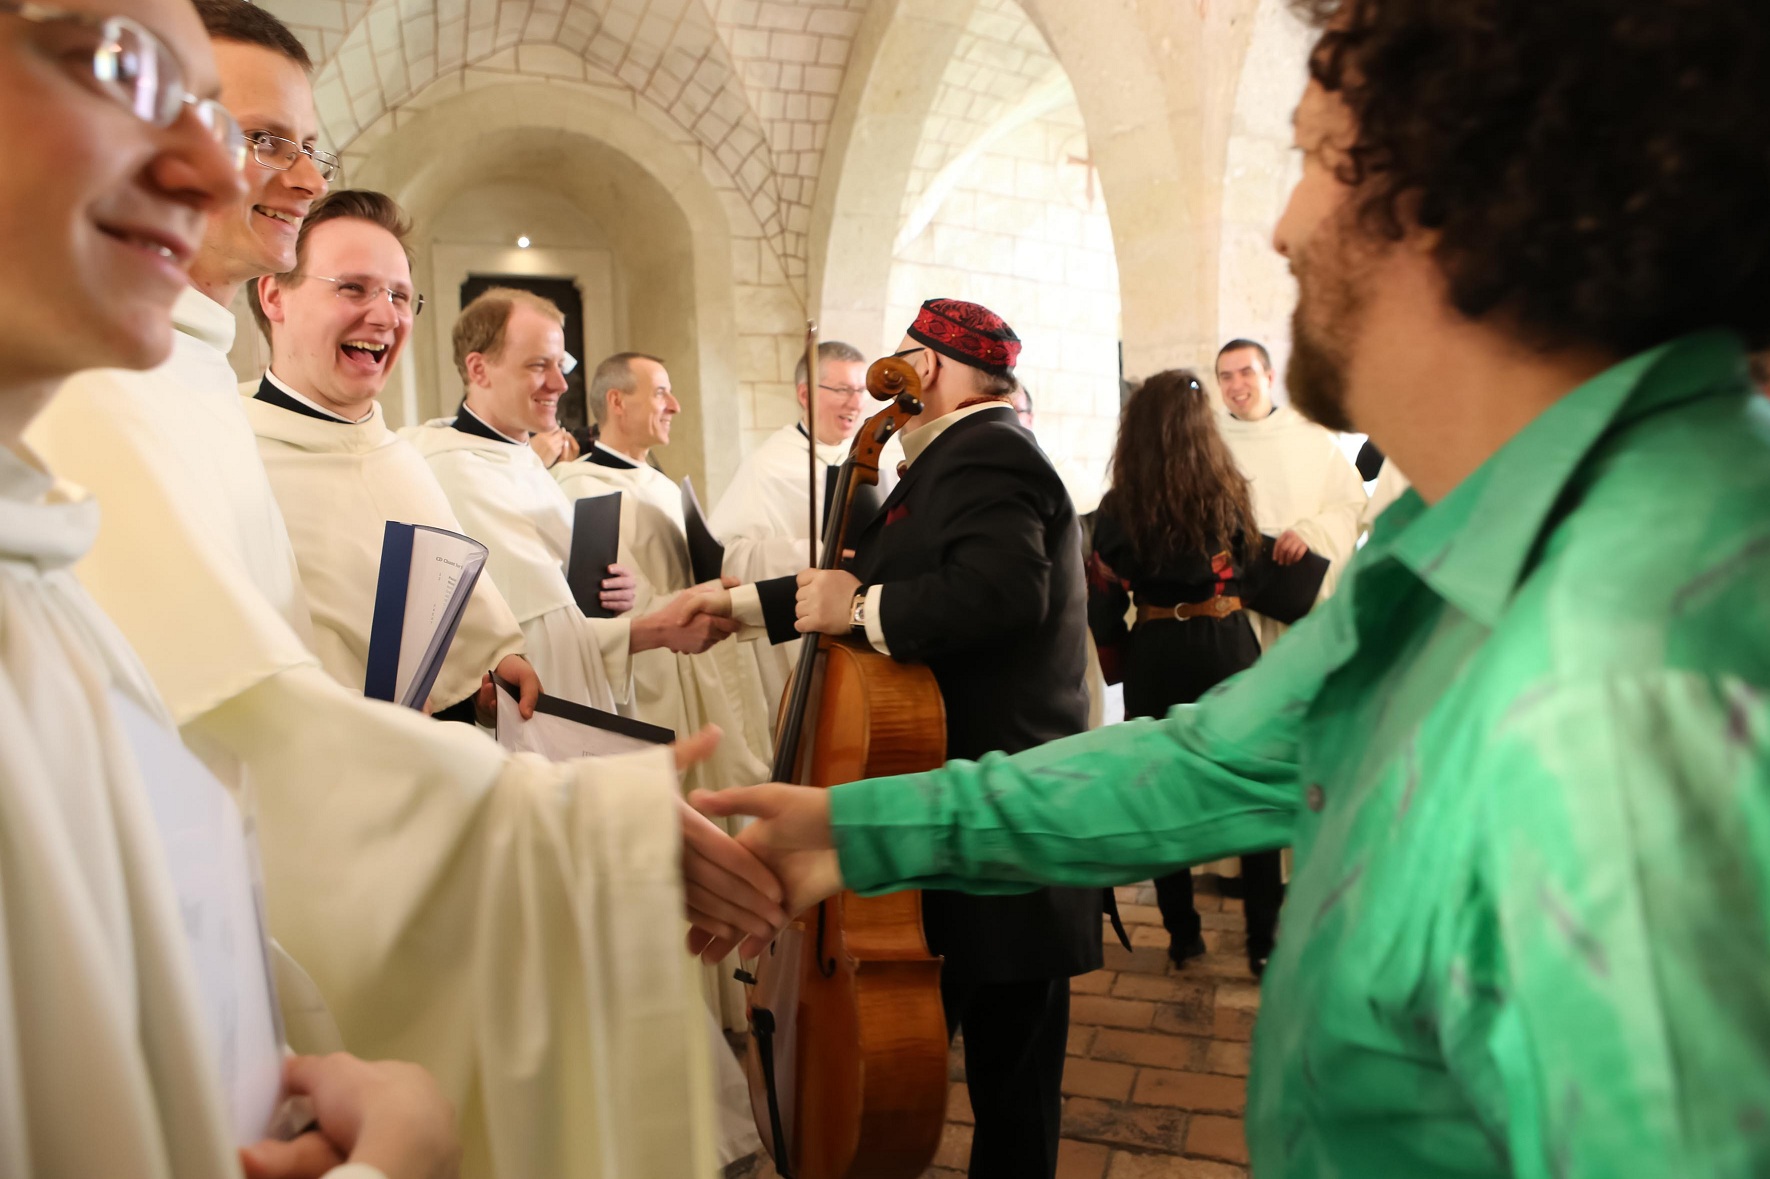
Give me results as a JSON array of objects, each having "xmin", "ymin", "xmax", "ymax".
[
  {"xmin": 0, "ymin": 0, "xmax": 245, "ymax": 171},
  {"xmin": 298, "ymin": 274, "xmax": 425, "ymax": 318},
  {"xmin": 247, "ymin": 131, "xmax": 342, "ymax": 183}
]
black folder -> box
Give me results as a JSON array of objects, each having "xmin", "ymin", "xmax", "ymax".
[
  {"xmin": 1242, "ymin": 534, "xmax": 1331, "ymax": 625},
  {"xmin": 565, "ymin": 493, "xmax": 622, "ymax": 618},
  {"xmin": 679, "ymin": 476, "xmax": 726, "ymax": 584},
  {"xmin": 365, "ymin": 521, "xmax": 487, "ymax": 708},
  {"xmin": 492, "ymin": 676, "xmax": 674, "ymax": 759}
]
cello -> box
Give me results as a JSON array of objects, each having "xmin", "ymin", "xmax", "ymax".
[{"xmin": 740, "ymin": 354, "xmax": 951, "ymax": 1179}]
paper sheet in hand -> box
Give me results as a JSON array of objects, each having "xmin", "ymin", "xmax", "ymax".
[
  {"xmin": 112, "ymin": 690, "xmax": 283, "ymax": 1147},
  {"xmin": 365, "ymin": 521, "xmax": 488, "ymax": 708},
  {"xmin": 493, "ymin": 676, "xmax": 675, "ymax": 759},
  {"xmin": 566, "ymin": 492, "xmax": 622, "ymax": 619},
  {"xmin": 1243, "ymin": 533, "xmax": 1331, "ymax": 624},
  {"xmin": 679, "ymin": 476, "xmax": 726, "ymax": 584}
]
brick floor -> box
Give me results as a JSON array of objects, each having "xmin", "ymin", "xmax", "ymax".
[{"xmin": 731, "ymin": 877, "xmax": 1261, "ymax": 1179}]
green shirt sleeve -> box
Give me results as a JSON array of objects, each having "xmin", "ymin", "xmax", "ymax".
[
  {"xmin": 1437, "ymin": 671, "xmax": 1770, "ymax": 1178},
  {"xmin": 828, "ymin": 599, "xmax": 1347, "ymax": 894}
]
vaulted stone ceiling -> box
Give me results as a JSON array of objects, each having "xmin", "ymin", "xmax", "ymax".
[
  {"xmin": 260, "ymin": 0, "xmax": 1067, "ymax": 290},
  {"xmin": 264, "ymin": 0, "xmax": 879, "ymax": 284}
]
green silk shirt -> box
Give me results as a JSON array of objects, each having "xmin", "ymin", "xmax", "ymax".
[{"xmin": 829, "ymin": 332, "xmax": 1770, "ymax": 1177}]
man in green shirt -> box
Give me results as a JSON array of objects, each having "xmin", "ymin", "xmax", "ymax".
[{"xmin": 690, "ymin": 0, "xmax": 1770, "ymax": 1174}]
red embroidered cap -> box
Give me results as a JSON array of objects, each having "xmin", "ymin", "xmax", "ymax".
[{"xmin": 907, "ymin": 298, "xmax": 1021, "ymax": 376}]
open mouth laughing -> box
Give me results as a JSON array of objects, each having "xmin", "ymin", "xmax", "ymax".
[{"xmin": 340, "ymin": 339, "xmax": 390, "ymax": 372}]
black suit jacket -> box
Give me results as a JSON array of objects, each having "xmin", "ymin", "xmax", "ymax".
[{"xmin": 758, "ymin": 405, "xmax": 1103, "ymax": 983}]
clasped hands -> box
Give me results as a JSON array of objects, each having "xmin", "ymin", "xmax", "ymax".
[
  {"xmin": 675, "ymin": 567, "xmax": 863, "ymax": 637},
  {"xmin": 670, "ymin": 728, "xmax": 845, "ymax": 963}
]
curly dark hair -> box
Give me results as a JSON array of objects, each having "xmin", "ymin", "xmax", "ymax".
[
  {"xmin": 1291, "ymin": 0, "xmax": 1770, "ymax": 353},
  {"xmin": 1104, "ymin": 370, "xmax": 1258, "ymax": 564}
]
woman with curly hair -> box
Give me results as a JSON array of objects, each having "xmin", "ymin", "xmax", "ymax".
[{"xmin": 1087, "ymin": 370, "xmax": 1282, "ymax": 976}]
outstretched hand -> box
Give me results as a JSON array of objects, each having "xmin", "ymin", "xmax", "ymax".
[
  {"xmin": 672, "ymin": 727, "xmax": 790, "ymax": 946},
  {"xmin": 684, "ymin": 784, "xmax": 845, "ymax": 962},
  {"xmin": 629, "ymin": 588, "xmax": 741, "ymax": 655},
  {"xmin": 674, "ymin": 576, "xmax": 741, "ymax": 623}
]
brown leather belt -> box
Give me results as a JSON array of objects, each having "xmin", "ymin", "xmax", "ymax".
[{"xmin": 1136, "ymin": 596, "xmax": 1243, "ymax": 623}]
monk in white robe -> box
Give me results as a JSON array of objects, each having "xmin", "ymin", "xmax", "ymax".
[
  {"xmin": 246, "ymin": 193, "xmax": 636, "ymax": 721},
  {"xmin": 0, "ymin": 1, "xmax": 459, "ymax": 1173},
  {"xmin": 248, "ymin": 388, "xmax": 531, "ymax": 714},
  {"xmin": 402, "ymin": 288, "xmax": 739, "ymax": 714},
  {"xmin": 553, "ymin": 352, "xmax": 776, "ymax": 1031},
  {"xmin": 557, "ymin": 353, "xmax": 774, "ymax": 784},
  {"xmin": 1213, "ymin": 339, "xmax": 1367, "ymax": 647},
  {"xmin": 708, "ymin": 340, "xmax": 869, "ymax": 721},
  {"xmin": 28, "ymin": 11, "xmax": 782, "ymax": 1174}
]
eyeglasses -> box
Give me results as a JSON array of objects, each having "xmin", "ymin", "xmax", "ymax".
[
  {"xmin": 1, "ymin": 0, "xmax": 245, "ymax": 171},
  {"xmin": 818, "ymin": 384, "xmax": 866, "ymax": 397},
  {"xmin": 298, "ymin": 274, "xmax": 425, "ymax": 317},
  {"xmin": 247, "ymin": 131, "xmax": 341, "ymax": 183},
  {"xmin": 890, "ymin": 347, "xmax": 927, "ymax": 360}
]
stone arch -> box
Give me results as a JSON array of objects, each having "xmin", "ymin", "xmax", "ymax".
[
  {"xmin": 345, "ymin": 77, "xmax": 740, "ymax": 491},
  {"xmin": 1016, "ymin": 0, "xmax": 1210, "ymax": 378},
  {"xmin": 813, "ymin": 0, "xmax": 1133, "ymax": 507},
  {"xmin": 809, "ymin": 0, "xmax": 980, "ymax": 350},
  {"xmin": 1217, "ymin": 0, "xmax": 1311, "ymax": 388},
  {"xmin": 812, "ymin": 0, "xmax": 1268, "ymax": 383}
]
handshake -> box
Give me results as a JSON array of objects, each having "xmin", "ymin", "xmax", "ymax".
[
  {"xmin": 669, "ymin": 566, "xmax": 871, "ymax": 639},
  {"xmin": 668, "ymin": 727, "xmax": 848, "ymax": 962}
]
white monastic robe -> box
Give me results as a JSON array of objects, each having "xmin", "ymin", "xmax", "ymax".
[
  {"xmin": 27, "ymin": 287, "xmax": 719, "ymax": 1179},
  {"xmin": 706, "ymin": 422, "xmax": 845, "ymax": 721},
  {"xmin": 1362, "ymin": 458, "xmax": 1413, "ymax": 534},
  {"xmin": 399, "ymin": 418, "xmax": 630, "ymax": 712},
  {"xmin": 1216, "ymin": 401, "xmax": 1368, "ymax": 647},
  {"xmin": 0, "ymin": 445, "xmax": 385, "ymax": 1179},
  {"xmin": 554, "ymin": 446, "xmax": 773, "ymax": 1033},
  {"xmin": 245, "ymin": 391, "xmax": 525, "ymax": 711}
]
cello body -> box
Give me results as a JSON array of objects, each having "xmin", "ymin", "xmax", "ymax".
[
  {"xmin": 744, "ymin": 356, "xmax": 951, "ymax": 1179},
  {"xmin": 746, "ymin": 642, "xmax": 949, "ymax": 1179}
]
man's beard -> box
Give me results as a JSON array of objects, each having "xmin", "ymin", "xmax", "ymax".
[{"xmin": 1285, "ymin": 223, "xmax": 1365, "ymax": 433}]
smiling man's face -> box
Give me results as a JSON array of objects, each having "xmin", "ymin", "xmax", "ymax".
[
  {"xmin": 0, "ymin": 0, "xmax": 242, "ymax": 384},
  {"xmin": 478, "ymin": 304, "xmax": 571, "ymax": 436},
  {"xmin": 802, "ymin": 357, "xmax": 866, "ymax": 445},
  {"xmin": 259, "ymin": 215, "xmax": 413, "ymax": 418},
  {"xmin": 192, "ymin": 38, "xmax": 326, "ymax": 295}
]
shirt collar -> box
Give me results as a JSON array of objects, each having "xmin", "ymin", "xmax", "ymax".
[
  {"xmin": 900, "ymin": 400, "xmax": 1012, "ymax": 467},
  {"xmin": 452, "ymin": 402, "xmax": 528, "ymax": 446},
  {"xmin": 588, "ymin": 441, "xmax": 642, "ymax": 469},
  {"xmin": 261, "ymin": 369, "xmax": 372, "ymax": 424},
  {"xmin": 1370, "ymin": 330, "xmax": 1752, "ymax": 627}
]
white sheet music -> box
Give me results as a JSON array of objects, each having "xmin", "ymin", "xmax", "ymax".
[
  {"xmin": 495, "ymin": 689, "xmax": 664, "ymax": 759},
  {"xmin": 111, "ymin": 690, "xmax": 283, "ymax": 1146},
  {"xmin": 394, "ymin": 529, "xmax": 475, "ymax": 705}
]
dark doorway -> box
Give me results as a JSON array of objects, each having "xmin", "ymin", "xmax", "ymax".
[{"xmin": 458, "ymin": 274, "xmax": 589, "ymax": 432}]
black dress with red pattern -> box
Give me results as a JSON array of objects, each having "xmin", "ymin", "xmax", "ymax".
[{"xmin": 1086, "ymin": 498, "xmax": 1281, "ymax": 970}]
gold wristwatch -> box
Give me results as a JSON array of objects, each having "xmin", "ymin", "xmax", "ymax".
[{"xmin": 849, "ymin": 590, "xmax": 868, "ymax": 636}]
